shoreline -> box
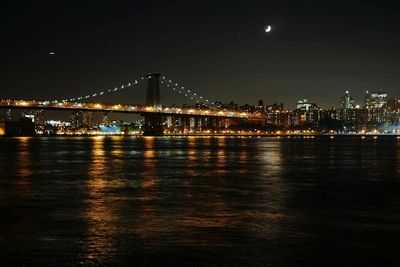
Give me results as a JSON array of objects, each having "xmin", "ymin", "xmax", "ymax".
[{"xmin": 1, "ymin": 134, "xmax": 400, "ymax": 138}]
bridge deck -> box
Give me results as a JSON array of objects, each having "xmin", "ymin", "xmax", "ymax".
[{"xmin": 0, "ymin": 99, "xmax": 263, "ymax": 119}]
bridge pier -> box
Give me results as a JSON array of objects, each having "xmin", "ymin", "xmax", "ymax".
[
  {"xmin": 143, "ymin": 73, "xmax": 163, "ymax": 136},
  {"xmin": 143, "ymin": 113, "xmax": 163, "ymax": 136}
]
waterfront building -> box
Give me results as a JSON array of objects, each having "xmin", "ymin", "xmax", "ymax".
[
  {"xmin": 70, "ymin": 111, "xmax": 93, "ymax": 129},
  {"xmin": 364, "ymin": 90, "xmax": 387, "ymax": 109},
  {"xmin": 4, "ymin": 118, "xmax": 35, "ymax": 136}
]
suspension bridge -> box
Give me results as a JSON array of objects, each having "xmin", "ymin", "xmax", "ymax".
[{"xmin": 0, "ymin": 73, "xmax": 265, "ymax": 135}]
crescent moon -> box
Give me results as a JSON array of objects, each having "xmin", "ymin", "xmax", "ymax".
[{"xmin": 265, "ymin": 25, "xmax": 272, "ymax": 32}]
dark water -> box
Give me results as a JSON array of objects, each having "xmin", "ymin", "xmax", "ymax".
[{"xmin": 0, "ymin": 136, "xmax": 399, "ymax": 266}]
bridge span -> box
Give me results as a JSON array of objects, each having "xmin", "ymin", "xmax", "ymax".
[
  {"xmin": 0, "ymin": 99, "xmax": 262, "ymax": 119},
  {"xmin": 0, "ymin": 73, "xmax": 265, "ymax": 135}
]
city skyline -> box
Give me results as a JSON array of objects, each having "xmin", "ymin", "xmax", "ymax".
[
  {"xmin": 2, "ymin": 1, "xmax": 400, "ymax": 107},
  {"xmin": 2, "ymin": 2, "xmax": 400, "ymax": 266}
]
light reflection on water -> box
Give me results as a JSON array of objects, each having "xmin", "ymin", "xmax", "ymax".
[
  {"xmin": 0, "ymin": 136, "xmax": 399, "ymax": 266},
  {"xmin": 16, "ymin": 137, "xmax": 33, "ymax": 180},
  {"xmin": 83, "ymin": 136, "xmax": 119, "ymax": 264}
]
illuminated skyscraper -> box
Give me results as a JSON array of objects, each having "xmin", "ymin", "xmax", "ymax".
[
  {"xmin": 340, "ymin": 91, "xmax": 355, "ymax": 109},
  {"xmin": 364, "ymin": 90, "xmax": 387, "ymax": 109},
  {"xmin": 296, "ymin": 99, "xmax": 319, "ymax": 111}
]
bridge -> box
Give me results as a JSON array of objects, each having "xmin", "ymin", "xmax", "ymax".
[{"xmin": 0, "ymin": 73, "xmax": 265, "ymax": 135}]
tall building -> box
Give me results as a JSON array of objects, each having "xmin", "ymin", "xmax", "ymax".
[
  {"xmin": 4, "ymin": 118, "xmax": 35, "ymax": 136},
  {"xmin": 387, "ymin": 98, "xmax": 400, "ymax": 112},
  {"xmin": 340, "ymin": 91, "xmax": 355, "ymax": 109},
  {"xmin": 22, "ymin": 109, "xmax": 45, "ymax": 127},
  {"xmin": 70, "ymin": 111, "xmax": 93, "ymax": 129},
  {"xmin": 296, "ymin": 99, "xmax": 319, "ymax": 111},
  {"xmin": 364, "ymin": 90, "xmax": 387, "ymax": 109}
]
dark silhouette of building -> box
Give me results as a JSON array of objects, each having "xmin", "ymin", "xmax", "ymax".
[{"xmin": 5, "ymin": 118, "xmax": 35, "ymax": 136}]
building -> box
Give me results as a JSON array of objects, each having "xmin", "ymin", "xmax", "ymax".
[
  {"xmin": 387, "ymin": 98, "xmax": 400, "ymax": 112},
  {"xmin": 296, "ymin": 99, "xmax": 319, "ymax": 111},
  {"xmin": 364, "ymin": 90, "xmax": 387, "ymax": 109},
  {"xmin": 340, "ymin": 91, "xmax": 355, "ymax": 109},
  {"xmin": 70, "ymin": 111, "xmax": 93, "ymax": 129},
  {"xmin": 4, "ymin": 118, "xmax": 35, "ymax": 136}
]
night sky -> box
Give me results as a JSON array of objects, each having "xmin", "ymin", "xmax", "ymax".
[{"xmin": 2, "ymin": 1, "xmax": 400, "ymax": 109}]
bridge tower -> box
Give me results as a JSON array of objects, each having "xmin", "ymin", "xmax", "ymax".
[{"xmin": 143, "ymin": 73, "xmax": 163, "ymax": 136}]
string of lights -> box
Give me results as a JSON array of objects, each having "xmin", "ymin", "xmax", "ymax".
[
  {"xmin": 160, "ymin": 76, "xmax": 216, "ymax": 107},
  {"xmin": 52, "ymin": 76, "xmax": 148, "ymax": 103},
  {"xmin": 50, "ymin": 74, "xmax": 217, "ymax": 108}
]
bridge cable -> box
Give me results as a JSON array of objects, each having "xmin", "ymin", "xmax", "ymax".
[
  {"xmin": 160, "ymin": 76, "xmax": 216, "ymax": 108},
  {"xmin": 51, "ymin": 76, "xmax": 149, "ymax": 103}
]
